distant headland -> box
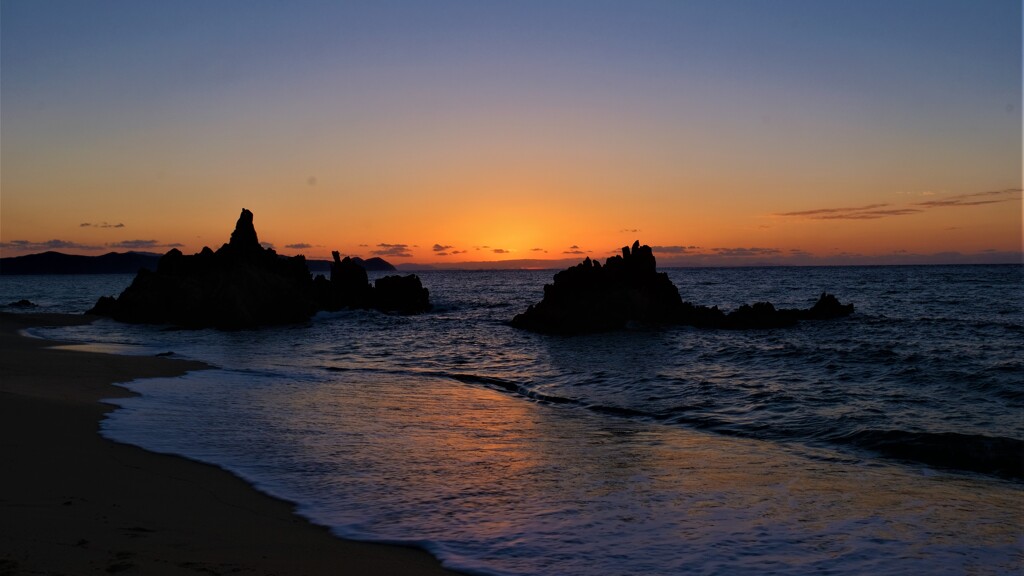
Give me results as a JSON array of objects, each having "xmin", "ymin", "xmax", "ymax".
[
  {"xmin": 0, "ymin": 250, "xmax": 396, "ymax": 275},
  {"xmin": 0, "ymin": 251, "xmax": 162, "ymax": 275}
]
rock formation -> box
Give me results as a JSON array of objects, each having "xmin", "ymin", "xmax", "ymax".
[
  {"xmin": 512, "ymin": 241, "xmax": 854, "ymax": 334},
  {"xmin": 327, "ymin": 251, "xmax": 374, "ymax": 309},
  {"xmin": 373, "ymin": 274, "xmax": 431, "ymax": 313},
  {"xmin": 88, "ymin": 208, "xmax": 431, "ymax": 329},
  {"xmin": 88, "ymin": 209, "xmax": 316, "ymax": 328},
  {"xmin": 312, "ymin": 251, "xmax": 431, "ymax": 314},
  {"xmin": 5, "ymin": 299, "xmax": 38, "ymax": 309},
  {"xmin": 511, "ymin": 241, "xmax": 683, "ymax": 333}
]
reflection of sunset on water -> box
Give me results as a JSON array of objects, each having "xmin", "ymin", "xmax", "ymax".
[
  {"xmin": 110, "ymin": 365, "xmax": 1021, "ymax": 575},
  {"xmin": 36, "ymin": 262, "xmax": 1013, "ymax": 575}
]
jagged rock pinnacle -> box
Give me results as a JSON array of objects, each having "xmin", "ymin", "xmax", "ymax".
[{"xmin": 229, "ymin": 208, "xmax": 260, "ymax": 250}]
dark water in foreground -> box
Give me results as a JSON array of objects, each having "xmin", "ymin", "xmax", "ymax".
[{"xmin": 3, "ymin": 265, "xmax": 1022, "ymax": 575}]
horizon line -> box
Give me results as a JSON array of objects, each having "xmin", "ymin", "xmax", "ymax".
[{"xmin": 2, "ymin": 249, "xmax": 1021, "ymax": 271}]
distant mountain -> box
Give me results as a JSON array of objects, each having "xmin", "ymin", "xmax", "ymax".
[
  {"xmin": 1, "ymin": 250, "xmax": 397, "ymax": 275},
  {"xmin": 0, "ymin": 251, "xmax": 162, "ymax": 275},
  {"xmin": 307, "ymin": 256, "xmax": 397, "ymax": 273}
]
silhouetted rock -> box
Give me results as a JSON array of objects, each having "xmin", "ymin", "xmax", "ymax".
[
  {"xmin": 512, "ymin": 241, "xmax": 854, "ymax": 333},
  {"xmin": 226, "ymin": 208, "xmax": 260, "ymax": 252},
  {"xmin": 5, "ymin": 299, "xmax": 38, "ymax": 309},
  {"xmin": 790, "ymin": 292, "xmax": 856, "ymax": 320},
  {"xmin": 87, "ymin": 207, "xmax": 434, "ymax": 327},
  {"xmin": 87, "ymin": 209, "xmax": 316, "ymax": 329},
  {"xmin": 307, "ymin": 256, "xmax": 397, "ymax": 274},
  {"xmin": 721, "ymin": 301, "xmax": 798, "ymax": 329},
  {"xmin": 327, "ymin": 251, "xmax": 373, "ymax": 309},
  {"xmin": 511, "ymin": 241, "xmax": 683, "ymax": 334},
  {"xmin": 311, "ymin": 251, "xmax": 430, "ymax": 314},
  {"xmin": 374, "ymin": 274, "xmax": 431, "ymax": 313}
]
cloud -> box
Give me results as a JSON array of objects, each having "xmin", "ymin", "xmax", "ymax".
[
  {"xmin": 914, "ymin": 188, "xmax": 1021, "ymax": 208},
  {"xmin": 776, "ymin": 188, "xmax": 1022, "ymax": 221},
  {"xmin": 712, "ymin": 247, "xmax": 781, "ymax": 257},
  {"xmin": 108, "ymin": 239, "xmax": 185, "ymax": 249},
  {"xmin": 531, "ymin": 248, "xmax": 546, "ymax": 252},
  {"xmin": 774, "ymin": 203, "xmax": 913, "ymax": 220},
  {"xmin": 435, "ymin": 246, "xmax": 467, "ymax": 256},
  {"xmin": 372, "ymin": 243, "xmax": 414, "ymax": 258},
  {"xmin": 620, "ymin": 228, "xmax": 641, "ymax": 233},
  {"xmin": 80, "ymin": 222, "xmax": 125, "ymax": 228},
  {"xmin": 493, "ymin": 248, "xmax": 509, "ymax": 254},
  {"xmin": 260, "ymin": 241, "xmax": 276, "ymax": 250},
  {"xmin": 819, "ymin": 208, "xmax": 923, "ymax": 219},
  {"xmin": 562, "ymin": 244, "xmax": 594, "ymax": 255},
  {"xmin": 0, "ymin": 239, "xmax": 104, "ymax": 251},
  {"xmin": 285, "ymin": 243, "xmax": 313, "ymax": 249},
  {"xmin": 651, "ymin": 245, "xmax": 698, "ymax": 254}
]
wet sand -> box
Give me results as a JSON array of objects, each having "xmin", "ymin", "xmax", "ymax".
[{"xmin": 0, "ymin": 312, "xmax": 460, "ymax": 576}]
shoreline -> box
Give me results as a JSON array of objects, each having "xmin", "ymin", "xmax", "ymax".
[{"xmin": 0, "ymin": 312, "xmax": 462, "ymax": 576}]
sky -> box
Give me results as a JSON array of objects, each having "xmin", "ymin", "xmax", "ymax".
[{"xmin": 2, "ymin": 0, "xmax": 1021, "ymax": 267}]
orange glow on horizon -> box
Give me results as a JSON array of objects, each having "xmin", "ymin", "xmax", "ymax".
[
  {"xmin": 2, "ymin": 2, "xmax": 1019, "ymax": 267},
  {"xmin": 2, "ymin": 188, "xmax": 1020, "ymax": 266}
]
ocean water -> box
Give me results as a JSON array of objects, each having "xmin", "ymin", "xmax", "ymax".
[{"xmin": 2, "ymin": 266, "xmax": 1022, "ymax": 575}]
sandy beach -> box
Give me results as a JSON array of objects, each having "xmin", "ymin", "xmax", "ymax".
[{"xmin": 0, "ymin": 312, "xmax": 460, "ymax": 576}]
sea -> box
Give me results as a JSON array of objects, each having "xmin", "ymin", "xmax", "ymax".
[{"xmin": 2, "ymin": 265, "xmax": 1022, "ymax": 576}]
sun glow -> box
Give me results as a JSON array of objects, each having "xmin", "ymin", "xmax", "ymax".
[{"xmin": 1, "ymin": 2, "xmax": 1019, "ymax": 266}]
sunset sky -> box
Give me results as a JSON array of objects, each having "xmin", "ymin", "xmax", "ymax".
[{"xmin": 2, "ymin": 0, "xmax": 1020, "ymax": 267}]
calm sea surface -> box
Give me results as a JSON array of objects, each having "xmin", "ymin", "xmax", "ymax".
[{"xmin": 2, "ymin": 266, "xmax": 1022, "ymax": 575}]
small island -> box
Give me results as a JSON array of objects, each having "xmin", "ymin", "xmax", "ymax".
[
  {"xmin": 511, "ymin": 241, "xmax": 853, "ymax": 334},
  {"xmin": 88, "ymin": 209, "xmax": 431, "ymax": 329}
]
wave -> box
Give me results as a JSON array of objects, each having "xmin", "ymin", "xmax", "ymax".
[
  {"xmin": 318, "ymin": 363, "xmax": 1023, "ymax": 481},
  {"xmin": 449, "ymin": 372, "xmax": 1024, "ymax": 480},
  {"xmin": 834, "ymin": 430, "xmax": 1023, "ymax": 480},
  {"xmin": 445, "ymin": 372, "xmax": 576, "ymax": 404}
]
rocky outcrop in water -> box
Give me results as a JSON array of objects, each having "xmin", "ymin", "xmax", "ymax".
[
  {"xmin": 675, "ymin": 293, "xmax": 855, "ymax": 330},
  {"xmin": 512, "ymin": 241, "xmax": 854, "ymax": 334},
  {"xmin": 326, "ymin": 251, "xmax": 374, "ymax": 309},
  {"xmin": 312, "ymin": 251, "xmax": 431, "ymax": 314},
  {"xmin": 5, "ymin": 299, "xmax": 38, "ymax": 309},
  {"xmin": 373, "ymin": 274, "xmax": 431, "ymax": 313},
  {"xmin": 89, "ymin": 209, "xmax": 431, "ymax": 328},
  {"xmin": 511, "ymin": 241, "xmax": 683, "ymax": 333},
  {"xmin": 88, "ymin": 209, "xmax": 316, "ymax": 328}
]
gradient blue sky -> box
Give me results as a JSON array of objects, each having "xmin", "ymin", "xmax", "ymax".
[{"xmin": 2, "ymin": 0, "xmax": 1020, "ymax": 265}]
